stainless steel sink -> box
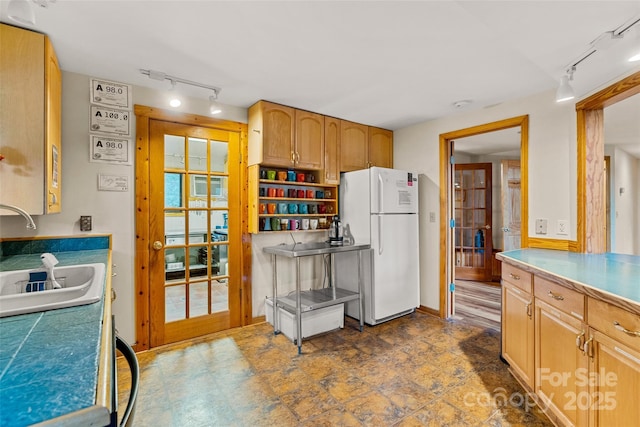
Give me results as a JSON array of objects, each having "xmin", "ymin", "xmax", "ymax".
[{"xmin": 0, "ymin": 263, "xmax": 106, "ymax": 317}]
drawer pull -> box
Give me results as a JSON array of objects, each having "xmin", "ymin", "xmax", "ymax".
[
  {"xmin": 613, "ymin": 321, "xmax": 640, "ymax": 337},
  {"xmin": 547, "ymin": 291, "xmax": 565, "ymax": 301},
  {"xmin": 509, "ymin": 273, "xmax": 520, "ymax": 280}
]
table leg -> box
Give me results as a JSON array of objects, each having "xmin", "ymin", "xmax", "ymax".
[
  {"xmin": 358, "ymin": 250, "xmax": 364, "ymax": 332},
  {"xmin": 330, "ymin": 253, "xmax": 337, "ymax": 300},
  {"xmin": 272, "ymin": 253, "xmax": 279, "ymax": 335},
  {"xmin": 296, "ymin": 257, "xmax": 302, "ymax": 354}
]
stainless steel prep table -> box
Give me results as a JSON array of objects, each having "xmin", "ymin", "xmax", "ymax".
[{"xmin": 263, "ymin": 242, "xmax": 371, "ymax": 354}]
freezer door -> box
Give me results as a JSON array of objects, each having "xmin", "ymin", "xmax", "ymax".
[
  {"xmin": 369, "ymin": 167, "xmax": 418, "ymax": 214},
  {"xmin": 370, "ymin": 213, "xmax": 419, "ymax": 320}
]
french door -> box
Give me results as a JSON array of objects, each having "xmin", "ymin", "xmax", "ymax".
[
  {"xmin": 454, "ymin": 162, "xmax": 493, "ymax": 281},
  {"xmin": 148, "ymin": 120, "xmax": 241, "ymax": 346}
]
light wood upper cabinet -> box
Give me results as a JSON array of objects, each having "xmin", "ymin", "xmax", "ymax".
[
  {"xmin": 0, "ymin": 24, "xmax": 62, "ymax": 215},
  {"xmin": 368, "ymin": 126, "xmax": 393, "ymax": 168},
  {"xmin": 322, "ymin": 117, "xmax": 340, "ymax": 185},
  {"xmin": 294, "ymin": 109, "xmax": 324, "ymax": 170},
  {"xmin": 248, "ymin": 101, "xmax": 324, "ymax": 170},
  {"xmin": 45, "ymin": 36, "xmax": 62, "ymax": 213},
  {"xmin": 340, "ymin": 122, "xmax": 394, "ymax": 171},
  {"xmin": 340, "ymin": 120, "xmax": 368, "ymax": 172},
  {"xmin": 248, "ymin": 101, "xmax": 295, "ymax": 168}
]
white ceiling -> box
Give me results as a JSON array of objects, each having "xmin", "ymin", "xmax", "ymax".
[{"xmin": 1, "ymin": 1, "xmax": 639, "ymax": 137}]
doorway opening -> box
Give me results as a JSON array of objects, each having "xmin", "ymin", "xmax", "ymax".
[{"xmin": 438, "ymin": 116, "xmax": 529, "ymax": 324}]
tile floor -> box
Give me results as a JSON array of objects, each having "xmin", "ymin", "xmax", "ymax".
[{"xmin": 117, "ymin": 312, "xmax": 552, "ymax": 426}]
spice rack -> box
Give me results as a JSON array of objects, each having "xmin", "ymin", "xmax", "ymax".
[{"xmin": 248, "ymin": 165, "xmax": 338, "ymax": 233}]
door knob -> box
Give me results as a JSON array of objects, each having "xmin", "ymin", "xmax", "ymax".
[
  {"xmin": 484, "ymin": 225, "xmax": 491, "ymax": 229},
  {"xmin": 153, "ymin": 241, "xmax": 163, "ymax": 250}
]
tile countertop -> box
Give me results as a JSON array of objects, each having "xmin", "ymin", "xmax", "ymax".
[
  {"xmin": 497, "ymin": 249, "xmax": 640, "ymax": 312},
  {"xmin": 0, "ymin": 249, "xmax": 110, "ymax": 427}
]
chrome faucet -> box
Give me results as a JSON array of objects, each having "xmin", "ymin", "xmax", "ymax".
[{"xmin": 0, "ymin": 204, "xmax": 37, "ymax": 229}]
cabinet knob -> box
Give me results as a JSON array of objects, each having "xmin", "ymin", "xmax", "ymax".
[{"xmin": 153, "ymin": 241, "xmax": 163, "ymax": 250}]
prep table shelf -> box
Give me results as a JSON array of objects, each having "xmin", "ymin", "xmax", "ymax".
[
  {"xmin": 275, "ymin": 288, "xmax": 360, "ymax": 313},
  {"xmin": 263, "ymin": 242, "xmax": 370, "ymax": 353}
]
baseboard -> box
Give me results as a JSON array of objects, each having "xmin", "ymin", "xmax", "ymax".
[
  {"xmin": 417, "ymin": 305, "xmax": 441, "ymax": 318},
  {"xmin": 252, "ymin": 315, "xmax": 266, "ymax": 324}
]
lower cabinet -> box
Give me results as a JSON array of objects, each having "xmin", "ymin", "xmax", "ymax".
[
  {"xmin": 501, "ymin": 265, "xmax": 534, "ymax": 388},
  {"xmin": 586, "ymin": 298, "xmax": 640, "ymax": 427},
  {"xmin": 535, "ymin": 298, "xmax": 588, "ymax": 426},
  {"xmin": 502, "ymin": 263, "xmax": 640, "ymax": 427}
]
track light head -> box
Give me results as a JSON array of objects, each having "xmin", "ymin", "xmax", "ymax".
[{"xmin": 556, "ymin": 67, "xmax": 576, "ymax": 103}]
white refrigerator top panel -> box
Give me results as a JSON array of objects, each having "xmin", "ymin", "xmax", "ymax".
[{"xmin": 369, "ymin": 167, "xmax": 418, "ymax": 214}]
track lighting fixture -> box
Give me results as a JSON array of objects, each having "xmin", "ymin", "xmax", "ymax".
[
  {"xmin": 209, "ymin": 91, "xmax": 222, "ymax": 115},
  {"xmin": 556, "ymin": 67, "xmax": 576, "ymax": 103},
  {"xmin": 168, "ymin": 80, "xmax": 181, "ymax": 108},
  {"xmin": 7, "ymin": 0, "xmax": 55, "ymax": 26},
  {"xmin": 140, "ymin": 69, "xmax": 222, "ymax": 113}
]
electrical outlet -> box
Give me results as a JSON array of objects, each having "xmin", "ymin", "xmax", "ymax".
[
  {"xmin": 557, "ymin": 220, "xmax": 568, "ymax": 235},
  {"xmin": 535, "ymin": 218, "xmax": 548, "ymax": 234}
]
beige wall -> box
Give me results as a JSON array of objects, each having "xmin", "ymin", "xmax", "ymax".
[{"xmin": 393, "ymin": 89, "xmax": 578, "ymax": 312}]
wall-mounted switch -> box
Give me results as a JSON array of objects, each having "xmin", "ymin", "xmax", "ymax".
[
  {"xmin": 80, "ymin": 216, "xmax": 92, "ymax": 232},
  {"xmin": 535, "ymin": 218, "xmax": 548, "ymax": 234},
  {"xmin": 429, "ymin": 212, "xmax": 436, "ymax": 223}
]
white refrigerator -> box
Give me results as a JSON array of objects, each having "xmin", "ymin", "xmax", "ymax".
[{"xmin": 336, "ymin": 167, "xmax": 419, "ymax": 325}]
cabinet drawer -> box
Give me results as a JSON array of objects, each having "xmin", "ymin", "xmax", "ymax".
[
  {"xmin": 534, "ymin": 276, "xmax": 585, "ymax": 320},
  {"xmin": 588, "ymin": 297, "xmax": 640, "ymax": 353},
  {"xmin": 502, "ymin": 263, "xmax": 532, "ymax": 293}
]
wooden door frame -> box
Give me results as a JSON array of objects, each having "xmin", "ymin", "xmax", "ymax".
[
  {"xmin": 439, "ymin": 115, "xmax": 529, "ymax": 318},
  {"xmin": 133, "ymin": 105, "xmax": 250, "ymax": 351},
  {"xmin": 576, "ymin": 70, "xmax": 640, "ymax": 253}
]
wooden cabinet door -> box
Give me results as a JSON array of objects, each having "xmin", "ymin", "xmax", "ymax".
[
  {"xmin": 45, "ymin": 36, "xmax": 62, "ymax": 213},
  {"xmin": 323, "ymin": 117, "xmax": 340, "ymax": 184},
  {"xmin": 340, "ymin": 120, "xmax": 368, "ymax": 171},
  {"xmin": 535, "ymin": 299, "xmax": 588, "ymax": 427},
  {"xmin": 368, "ymin": 126, "xmax": 393, "ymax": 168},
  {"xmin": 294, "ymin": 110, "xmax": 324, "ymax": 170},
  {"xmin": 502, "ymin": 282, "xmax": 534, "ymax": 388},
  {"xmin": 588, "ymin": 329, "xmax": 640, "ymax": 427},
  {"xmin": 0, "ymin": 24, "xmax": 46, "ymax": 214},
  {"xmin": 260, "ymin": 101, "xmax": 295, "ymax": 168}
]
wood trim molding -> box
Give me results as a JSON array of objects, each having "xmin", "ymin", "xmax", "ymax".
[
  {"xmin": 575, "ymin": 71, "xmax": 640, "ymax": 111},
  {"xmin": 527, "ymin": 238, "xmax": 576, "ymax": 251},
  {"xmin": 575, "ymin": 71, "xmax": 640, "ymax": 254},
  {"xmin": 134, "ymin": 113, "xmax": 151, "ymax": 350},
  {"xmin": 439, "ymin": 115, "xmax": 529, "ymax": 319}
]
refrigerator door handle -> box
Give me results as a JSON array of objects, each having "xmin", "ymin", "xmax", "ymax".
[
  {"xmin": 378, "ymin": 215, "xmax": 384, "ymax": 255},
  {"xmin": 378, "ymin": 173, "xmax": 384, "ymax": 213}
]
